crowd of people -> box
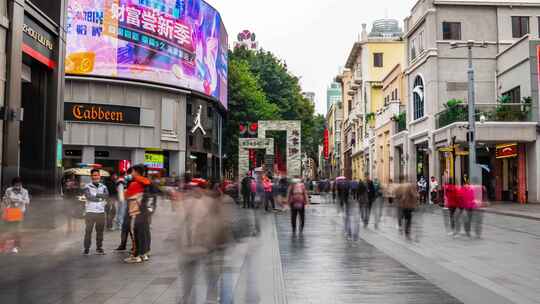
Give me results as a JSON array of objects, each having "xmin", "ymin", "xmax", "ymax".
[{"xmin": 0, "ymin": 164, "xmax": 486, "ymax": 258}]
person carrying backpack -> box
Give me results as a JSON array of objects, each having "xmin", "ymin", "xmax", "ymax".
[{"xmin": 287, "ymin": 177, "xmax": 309, "ymax": 234}]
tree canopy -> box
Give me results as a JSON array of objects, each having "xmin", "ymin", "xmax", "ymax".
[{"xmin": 224, "ymin": 46, "xmax": 325, "ymax": 175}]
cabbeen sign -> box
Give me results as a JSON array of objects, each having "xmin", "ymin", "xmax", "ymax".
[{"xmin": 64, "ymin": 102, "xmax": 140, "ymax": 125}]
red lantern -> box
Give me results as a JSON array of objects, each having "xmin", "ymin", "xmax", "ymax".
[
  {"xmin": 248, "ymin": 122, "xmax": 258, "ymax": 135},
  {"xmin": 239, "ymin": 124, "xmax": 247, "ymax": 136}
]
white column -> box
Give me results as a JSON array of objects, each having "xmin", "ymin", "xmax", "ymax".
[
  {"xmin": 169, "ymin": 151, "xmax": 186, "ymax": 178},
  {"xmin": 131, "ymin": 149, "xmax": 145, "ymax": 165},
  {"xmin": 528, "ymin": 141, "xmax": 540, "ymax": 203},
  {"xmin": 82, "ymin": 146, "xmax": 95, "ymax": 164}
]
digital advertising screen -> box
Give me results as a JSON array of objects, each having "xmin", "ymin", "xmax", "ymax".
[{"xmin": 66, "ymin": 0, "xmax": 228, "ymax": 108}]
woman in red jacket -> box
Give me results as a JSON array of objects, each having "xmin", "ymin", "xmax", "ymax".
[{"xmin": 124, "ymin": 165, "xmax": 151, "ymax": 264}]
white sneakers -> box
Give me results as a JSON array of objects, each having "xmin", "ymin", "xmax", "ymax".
[{"xmin": 124, "ymin": 255, "xmax": 143, "ymax": 263}]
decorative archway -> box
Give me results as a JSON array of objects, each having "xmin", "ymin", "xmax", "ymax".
[
  {"xmin": 258, "ymin": 120, "xmax": 302, "ymax": 177},
  {"xmin": 238, "ymin": 138, "xmax": 274, "ymax": 177}
]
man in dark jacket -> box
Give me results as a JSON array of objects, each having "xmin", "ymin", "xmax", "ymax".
[
  {"xmin": 240, "ymin": 173, "xmax": 254, "ymax": 209},
  {"xmin": 336, "ymin": 179, "xmax": 350, "ymax": 210}
]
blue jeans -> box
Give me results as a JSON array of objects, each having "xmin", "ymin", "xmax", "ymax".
[{"xmin": 115, "ymin": 200, "xmax": 126, "ymax": 229}]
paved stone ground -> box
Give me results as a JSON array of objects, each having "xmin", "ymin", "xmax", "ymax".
[
  {"xmin": 356, "ymin": 198, "xmax": 540, "ymax": 304},
  {"xmin": 275, "ymin": 201, "xmax": 462, "ymax": 304},
  {"xmin": 0, "ymin": 197, "xmax": 285, "ymax": 304}
]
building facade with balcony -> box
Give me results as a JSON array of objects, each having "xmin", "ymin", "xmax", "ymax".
[
  {"xmin": 343, "ymin": 19, "xmax": 405, "ymax": 181},
  {"xmin": 335, "ymin": 69, "xmax": 354, "ymax": 178},
  {"xmin": 404, "ymin": 0, "xmax": 540, "ymax": 203},
  {"xmin": 326, "ymin": 82, "xmax": 343, "ymax": 178}
]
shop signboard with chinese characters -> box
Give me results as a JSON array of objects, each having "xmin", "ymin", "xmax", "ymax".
[
  {"xmin": 65, "ymin": 0, "xmax": 228, "ymax": 108},
  {"xmin": 144, "ymin": 152, "xmax": 164, "ymax": 170},
  {"xmin": 64, "ymin": 102, "xmax": 140, "ymax": 125},
  {"xmin": 496, "ymin": 143, "xmax": 518, "ymax": 159}
]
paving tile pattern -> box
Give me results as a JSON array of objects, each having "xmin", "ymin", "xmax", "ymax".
[{"xmin": 276, "ymin": 203, "xmax": 463, "ymax": 304}]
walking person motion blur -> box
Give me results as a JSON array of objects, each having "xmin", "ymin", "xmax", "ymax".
[
  {"xmin": 114, "ymin": 172, "xmax": 127, "ymax": 231},
  {"xmin": 104, "ymin": 173, "xmax": 117, "ymax": 231},
  {"xmin": 336, "ymin": 178, "xmax": 350, "ymax": 211},
  {"xmin": 1, "ymin": 177, "xmax": 30, "ymax": 254},
  {"xmin": 123, "ymin": 165, "xmax": 151, "ymax": 263},
  {"xmin": 287, "ymin": 177, "xmax": 309, "ymax": 234},
  {"xmin": 429, "ymin": 176, "xmax": 439, "ymax": 205},
  {"xmin": 350, "ymin": 179, "xmax": 359, "ymax": 201},
  {"xmin": 417, "ymin": 176, "xmax": 427, "ymax": 204},
  {"xmin": 82, "ymin": 169, "xmax": 109, "ymax": 255},
  {"xmin": 240, "ymin": 172, "xmax": 253, "ymax": 209},
  {"xmin": 444, "ymin": 182, "xmax": 460, "ymax": 236},
  {"xmin": 345, "ymin": 182, "xmax": 362, "ymax": 241},
  {"xmin": 394, "ymin": 182, "xmax": 418, "ymax": 239},
  {"xmin": 262, "ymin": 173, "xmax": 275, "ymax": 212},
  {"xmin": 358, "ymin": 179, "xmax": 370, "ymax": 227},
  {"xmin": 364, "ymin": 179, "xmax": 377, "ymax": 227}
]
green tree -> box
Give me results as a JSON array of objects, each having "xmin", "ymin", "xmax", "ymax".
[
  {"xmin": 226, "ymin": 46, "xmax": 323, "ymax": 175},
  {"xmin": 223, "ymin": 57, "xmax": 279, "ymax": 173}
]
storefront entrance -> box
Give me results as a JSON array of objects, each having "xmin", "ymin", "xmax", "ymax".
[
  {"xmin": 19, "ymin": 56, "xmax": 56, "ymax": 193},
  {"xmin": 416, "ymin": 142, "xmax": 429, "ymax": 181}
]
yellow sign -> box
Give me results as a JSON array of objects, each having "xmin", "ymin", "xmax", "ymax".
[{"xmin": 145, "ymin": 153, "xmax": 164, "ymax": 164}]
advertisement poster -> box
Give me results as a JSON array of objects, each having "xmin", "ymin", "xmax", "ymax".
[{"xmin": 66, "ymin": 0, "xmax": 228, "ymax": 108}]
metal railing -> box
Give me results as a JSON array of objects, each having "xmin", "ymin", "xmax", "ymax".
[{"xmin": 435, "ymin": 103, "xmax": 532, "ymax": 129}]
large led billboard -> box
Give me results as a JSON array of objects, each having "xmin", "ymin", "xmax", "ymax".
[{"xmin": 66, "ymin": 0, "xmax": 228, "ymax": 108}]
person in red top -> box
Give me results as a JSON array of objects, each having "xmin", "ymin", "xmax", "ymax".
[
  {"xmin": 123, "ymin": 165, "xmax": 151, "ymax": 264},
  {"xmin": 262, "ymin": 174, "xmax": 274, "ymax": 212}
]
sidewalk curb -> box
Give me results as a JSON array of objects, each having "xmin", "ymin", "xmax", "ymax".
[
  {"xmin": 479, "ymin": 208, "xmax": 540, "ymax": 221},
  {"xmin": 270, "ymin": 214, "xmax": 288, "ymax": 304}
]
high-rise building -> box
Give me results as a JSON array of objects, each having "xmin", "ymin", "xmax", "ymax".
[{"xmin": 327, "ymin": 82, "xmax": 342, "ymax": 112}]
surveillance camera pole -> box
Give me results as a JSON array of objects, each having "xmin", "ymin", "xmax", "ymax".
[
  {"xmin": 451, "ymin": 40, "xmax": 486, "ymax": 185},
  {"xmin": 466, "ymin": 41, "xmax": 478, "ymax": 185}
]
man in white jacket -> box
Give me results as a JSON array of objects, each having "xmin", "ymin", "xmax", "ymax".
[{"xmin": 83, "ymin": 169, "xmax": 109, "ymax": 255}]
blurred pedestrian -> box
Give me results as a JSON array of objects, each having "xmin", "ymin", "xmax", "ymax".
[
  {"xmin": 262, "ymin": 174, "xmax": 274, "ymax": 212},
  {"xmin": 350, "ymin": 179, "xmax": 359, "ymax": 201},
  {"xmin": 114, "ymin": 172, "xmax": 127, "ymax": 231},
  {"xmin": 444, "ymin": 183, "xmax": 460, "ymax": 236},
  {"xmin": 123, "ymin": 165, "xmax": 151, "ymax": 263},
  {"xmin": 395, "ymin": 182, "xmax": 418, "ymax": 238},
  {"xmin": 358, "ymin": 179, "xmax": 370, "ymax": 227},
  {"xmin": 83, "ymin": 169, "xmax": 109, "ymax": 255},
  {"xmin": 2, "ymin": 177, "xmax": 30, "ymax": 254},
  {"xmin": 417, "ymin": 176, "xmax": 427, "ymax": 204},
  {"xmin": 336, "ymin": 178, "xmax": 350, "ymax": 210},
  {"xmin": 105, "ymin": 173, "xmax": 117, "ymax": 231},
  {"xmin": 240, "ymin": 172, "xmax": 253, "ymax": 209},
  {"xmin": 287, "ymin": 177, "xmax": 310, "ymax": 234},
  {"xmin": 430, "ymin": 176, "xmax": 439, "ymax": 205}
]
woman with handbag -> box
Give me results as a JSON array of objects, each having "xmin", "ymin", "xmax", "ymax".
[{"xmin": 2, "ymin": 177, "xmax": 30, "ymax": 254}]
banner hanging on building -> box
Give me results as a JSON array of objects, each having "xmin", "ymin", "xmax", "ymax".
[{"xmin": 323, "ymin": 128, "xmax": 329, "ymax": 160}]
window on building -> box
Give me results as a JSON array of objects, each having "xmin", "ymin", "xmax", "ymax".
[
  {"xmin": 503, "ymin": 86, "xmax": 521, "ymax": 103},
  {"xmin": 442, "ymin": 22, "xmax": 461, "ymax": 40},
  {"xmin": 512, "ymin": 16, "xmax": 529, "ymax": 38},
  {"xmin": 374, "ymin": 53, "xmax": 383, "ymax": 67},
  {"xmin": 410, "ymin": 39, "xmax": 417, "ymax": 61},
  {"xmin": 418, "ymin": 31, "xmax": 424, "ymax": 52},
  {"xmin": 394, "ymin": 88, "xmax": 398, "ymax": 100},
  {"xmin": 413, "ymin": 76, "xmax": 425, "ymax": 120}
]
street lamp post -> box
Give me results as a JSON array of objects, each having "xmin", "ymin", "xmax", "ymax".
[{"xmin": 450, "ymin": 40, "xmax": 487, "ymax": 184}]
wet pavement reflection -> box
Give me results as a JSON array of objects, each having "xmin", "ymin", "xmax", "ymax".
[{"xmin": 276, "ymin": 200, "xmax": 462, "ymax": 304}]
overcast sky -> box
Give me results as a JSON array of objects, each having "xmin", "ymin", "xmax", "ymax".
[{"xmin": 208, "ymin": 0, "xmax": 416, "ymax": 114}]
